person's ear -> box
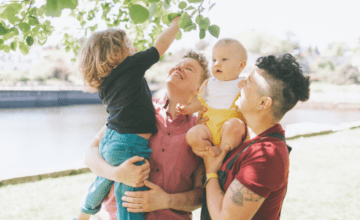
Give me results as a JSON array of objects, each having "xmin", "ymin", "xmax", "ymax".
[
  {"xmin": 238, "ymin": 61, "xmax": 247, "ymax": 72},
  {"xmin": 258, "ymin": 96, "xmax": 272, "ymax": 110}
]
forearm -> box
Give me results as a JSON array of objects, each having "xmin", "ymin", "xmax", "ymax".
[
  {"xmin": 187, "ymin": 98, "xmax": 203, "ymax": 114},
  {"xmin": 206, "ymin": 178, "xmax": 226, "ymax": 219},
  {"xmin": 84, "ymin": 143, "xmax": 116, "ymax": 180},
  {"xmin": 83, "ymin": 125, "xmax": 116, "ymax": 181},
  {"xmin": 169, "ymin": 187, "xmax": 203, "ymax": 212},
  {"xmin": 154, "ymin": 18, "xmax": 180, "ymax": 57}
]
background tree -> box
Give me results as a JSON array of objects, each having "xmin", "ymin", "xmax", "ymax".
[
  {"xmin": 236, "ymin": 30, "xmax": 299, "ymax": 55},
  {"xmin": 0, "ymin": 0, "xmax": 220, "ymax": 58}
]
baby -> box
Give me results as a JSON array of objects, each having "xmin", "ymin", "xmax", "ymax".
[
  {"xmin": 74, "ymin": 17, "xmax": 180, "ymax": 220},
  {"xmin": 177, "ymin": 38, "xmax": 247, "ymax": 156}
]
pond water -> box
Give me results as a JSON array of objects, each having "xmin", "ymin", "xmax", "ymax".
[{"xmin": 2, "ymin": 104, "xmax": 360, "ymax": 179}]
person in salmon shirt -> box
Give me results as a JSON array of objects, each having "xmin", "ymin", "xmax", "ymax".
[{"xmin": 83, "ymin": 50, "xmax": 210, "ymax": 220}]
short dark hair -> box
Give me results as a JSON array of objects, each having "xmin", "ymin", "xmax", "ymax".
[{"xmin": 256, "ymin": 53, "xmax": 310, "ymax": 119}]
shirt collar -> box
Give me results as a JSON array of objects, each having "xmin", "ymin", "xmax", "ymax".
[{"xmin": 159, "ymin": 93, "xmax": 189, "ymax": 122}]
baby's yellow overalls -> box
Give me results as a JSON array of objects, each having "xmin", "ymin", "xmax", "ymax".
[{"xmin": 198, "ymin": 80, "xmax": 246, "ymax": 146}]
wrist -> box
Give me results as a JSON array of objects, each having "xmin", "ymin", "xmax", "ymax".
[
  {"xmin": 167, "ymin": 193, "xmax": 172, "ymax": 209},
  {"xmin": 203, "ymin": 173, "xmax": 218, "ymax": 187}
]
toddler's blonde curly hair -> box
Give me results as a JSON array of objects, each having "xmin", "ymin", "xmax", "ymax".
[{"xmin": 79, "ymin": 29, "xmax": 134, "ymax": 92}]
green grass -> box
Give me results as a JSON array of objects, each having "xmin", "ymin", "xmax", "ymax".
[
  {"xmin": 2, "ymin": 128, "xmax": 360, "ymax": 219},
  {"xmin": 282, "ymin": 127, "xmax": 360, "ymax": 220}
]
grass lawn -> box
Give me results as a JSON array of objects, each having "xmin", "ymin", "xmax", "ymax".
[{"xmin": 2, "ymin": 128, "xmax": 360, "ymax": 220}]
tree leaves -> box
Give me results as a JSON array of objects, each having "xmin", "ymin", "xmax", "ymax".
[
  {"xmin": 0, "ymin": 0, "xmax": 220, "ymax": 56},
  {"xmin": 208, "ymin": 25, "xmax": 220, "ymax": 38},
  {"xmin": 129, "ymin": 4, "xmax": 149, "ymax": 24},
  {"xmin": 19, "ymin": 22, "xmax": 30, "ymax": 33},
  {"xmin": 178, "ymin": 1, "xmax": 187, "ymax": 10},
  {"xmin": 45, "ymin": 0, "xmax": 78, "ymax": 17},
  {"xmin": 19, "ymin": 42, "xmax": 29, "ymax": 55}
]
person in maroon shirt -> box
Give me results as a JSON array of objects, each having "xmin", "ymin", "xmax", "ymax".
[
  {"xmin": 197, "ymin": 54, "xmax": 310, "ymax": 220},
  {"xmin": 83, "ymin": 51, "xmax": 210, "ymax": 220}
]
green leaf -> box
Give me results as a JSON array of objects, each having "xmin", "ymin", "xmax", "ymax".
[
  {"xmin": 7, "ymin": 14, "xmax": 19, "ymax": 25},
  {"xmin": 188, "ymin": 0, "xmax": 203, "ymax": 3},
  {"xmin": 10, "ymin": 41, "xmax": 17, "ymax": 51},
  {"xmin": 19, "ymin": 42, "xmax": 29, "ymax": 55},
  {"xmin": 19, "ymin": 22, "xmax": 31, "ymax": 33},
  {"xmin": 178, "ymin": 12, "xmax": 190, "ymax": 28},
  {"xmin": 0, "ymin": 24, "xmax": 9, "ymax": 35},
  {"xmin": 37, "ymin": 31, "xmax": 47, "ymax": 40},
  {"xmin": 209, "ymin": 3, "xmax": 216, "ymax": 11},
  {"xmin": 0, "ymin": 39, "xmax": 4, "ymax": 45},
  {"xmin": 10, "ymin": 28, "xmax": 19, "ymax": 35},
  {"xmin": 195, "ymin": 15, "xmax": 203, "ymax": 24},
  {"xmin": 190, "ymin": 9, "xmax": 198, "ymax": 17},
  {"xmin": 162, "ymin": 14, "xmax": 171, "ymax": 24},
  {"xmin": 176, "ymin": 29, "xmax": 182, "ymax": 40},
  {"xmin": 129, "ymin": 4, "xmax": 149, "ymax": 24},
  {"xmin": 3, "ymin": 45, "xmax": 10, "ymax": 53},
  {"xmin": 26, "ymin": 36, "xmax": 34, "ymax": 46},
  {"xmin": 38, "ymin": 38, "xmax": 47, "ymax": 46},
  {"xmin": 37, "ymin": 5, "xmax": 46, "ymax": 16},
  {"xmin": 45, "ymin": 0, "xmax": 78, "ymax": 17},
  {"xmin": 163, "ymin": 0, "xmax": 171, "ymax": 10},
  {"xmin": 199, "ymin": 28, "xmax": 206, "ymax": 39},
  {"xmin": 208, "ymin": 25, "xmax": 220, "ymax": 38},
  {"xmin": 185, "ymin": 6, "xmax": 195, "ymax": 10},
  {"xmin": 149, "ymin": 0, "xmax": 160, "ymax": 2},
  {"xmin": 148, "ymin": 2, "xmax": 157, "ymax": 21},
  {"xmin": 178, "ymin": 1, "xmax": 187, "ymax": 9},
  {"xmin": 28, "ymin": 17, "xmax": 38, "ymax": 26},
  {"xmin": 199, "ymin": 17, "xmax": 210, "ymax": 29}
]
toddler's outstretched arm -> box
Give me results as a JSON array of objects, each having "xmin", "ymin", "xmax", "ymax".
[
  {"xmin": 154, "ymin": 16, "xmax": 180, "ymax": 57},
  {"xmin": 176, "ymin": 98, "xmax": 203, "ymax": 116}
]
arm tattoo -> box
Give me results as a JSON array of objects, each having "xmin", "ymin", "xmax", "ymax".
[{"xmin": 229, "ymin": 179, "xmax": 264, "ymax": 206}]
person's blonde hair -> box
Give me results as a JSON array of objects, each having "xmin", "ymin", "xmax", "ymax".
[
  {"xmin": 214, "ymin": 38, "xmax": 248, "ymax": 62},
  {"xmin": 79, "ymin": 29, "xmax": 133, "ymax": 92},
  {"xmin": 183, "ymin": 50, "xmax": 210, "ymax": 85}
]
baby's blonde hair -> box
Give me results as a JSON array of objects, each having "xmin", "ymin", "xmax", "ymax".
[
  {"xmin": 213, "ymin": 38, "xmax": 248, "ymax": 62},
  {"xmin": 79, "ymin": 29, "xmax": 133, "ymax": 92}
]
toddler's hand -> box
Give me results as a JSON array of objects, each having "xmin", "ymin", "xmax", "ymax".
[
  {"xmin": 171, "ymin": 15, "xmax": 181, "ymax": 24},
  {"xmin": 206, "ymin": 145, "xmax": 222, "ymax": 158},
  {"xmin": 176, "ymin": 103, "xmax": 190, "ymax": 116}
]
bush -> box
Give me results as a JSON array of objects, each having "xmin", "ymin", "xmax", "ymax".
[
  {"xmin": 309, "ymin": 58, "xmax": 335, "ymax": 82},
  {"xmin": 331, "ymin": 63, "xmax": 360, "ymax": 85}
]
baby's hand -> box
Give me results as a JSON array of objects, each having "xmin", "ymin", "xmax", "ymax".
[
  {"xmin": 206, "ymin": 145, "xmax": 222, "ymax": 158},
  {"xmin": 176, "ymin": 103, "xmax": 190, "ymax": 116}
]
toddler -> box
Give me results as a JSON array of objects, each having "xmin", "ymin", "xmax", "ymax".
[
  {"xmin": 177, "ymin": 38, "xmax": 247, "ymax": 156},
  {"xmin": 75, "ymin": 17, "xmax": 180, "ymax": 220}
]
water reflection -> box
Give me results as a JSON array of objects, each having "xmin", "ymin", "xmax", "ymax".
[{"xmin": 2, "ymin": 105, "xmax": 360, "ymax": 179}]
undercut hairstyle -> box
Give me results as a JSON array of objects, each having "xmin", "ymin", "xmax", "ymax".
[
  {"xmin": 214, "ymin": 38, "xmax": 248, "ymax": 62},
  {"xmin": 79, "ymin": 29, "xmax": 133, "ymax": 92},
  {"xmin": 183, "ymin": 50, "xmax": 210, "ymax": 85},
  {"xmin": 256, "ymin": 53, "xmax": 310, "ymax": 119}
]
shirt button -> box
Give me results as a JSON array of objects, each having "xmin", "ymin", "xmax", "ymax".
[
  {"xmin": 162, "ymin": 149, "xmax": 165, "ymax": 152},
  {"xmin": 156, "ymin": 169, "xmax": 159, "ymax": 172},
  {"xmin": 168, "ymin": 133, "xmax": 170, "ymax": 135}
]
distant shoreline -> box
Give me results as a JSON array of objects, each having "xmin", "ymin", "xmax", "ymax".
[{"xmin": 1, "ymin": 85, "xmax": 359, "ymax": 110}]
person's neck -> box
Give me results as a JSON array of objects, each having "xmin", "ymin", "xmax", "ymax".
[
  {"xmin": 245, "ymin": 113, "xmax": 279, "ymax": 140},
  {"xmin": 166, "ymin": 91, "xmax": 193, "ymax": 119}
]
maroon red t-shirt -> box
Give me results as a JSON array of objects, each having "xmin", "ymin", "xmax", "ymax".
[{"xmin": 221, "ymin": 124, "xmax": 289, "ymax": 220}]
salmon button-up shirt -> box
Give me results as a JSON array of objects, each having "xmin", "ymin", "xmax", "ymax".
[{"xmin": 99, "ymin": 95, "xmax": 202, "ymax": 220}]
